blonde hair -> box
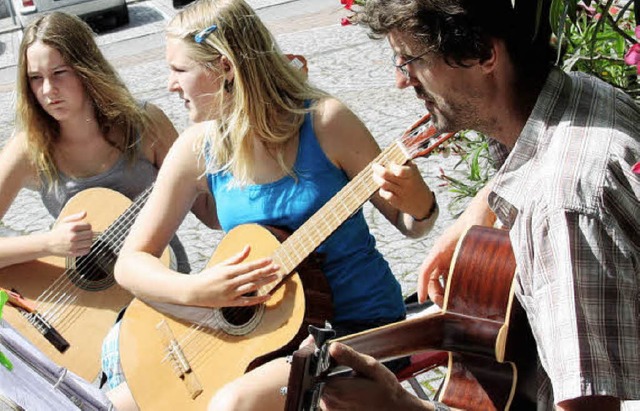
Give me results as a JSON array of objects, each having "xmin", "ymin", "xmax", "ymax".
[
  {"xmin": 15, "ymin": 12, "xmax": 150, "ymax": 185},
  {"xmin": 167, "ymin": 0, "xmax": 328, "ymax": 185}
]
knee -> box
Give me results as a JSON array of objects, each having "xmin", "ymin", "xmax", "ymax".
[{"xmin": 208, "ymin": 382, "xmax": 243, "ymax": 411}]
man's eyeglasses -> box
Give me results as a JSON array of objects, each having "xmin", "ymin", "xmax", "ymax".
[{"xmin": 391, "ymin": 50, "xmax": 430, "ymax": 79}]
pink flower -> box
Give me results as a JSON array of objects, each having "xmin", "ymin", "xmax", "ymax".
[
  {"xmin": 624, "ymin": 26, "xmax": 640, "ymax": 74},
  {"xmin": 340, "ymin": 17, "xmax": 352, "ymax": 26},
  {"xmin": 340, "ymin": 0, "xmax": 354, "ymax": 10},
  {"xmin": 633, "ymin": 161, "xmax": 640, "ymax": 174}
]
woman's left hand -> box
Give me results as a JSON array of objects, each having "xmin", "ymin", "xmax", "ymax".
[{"xmin": 371, "ymin": 161, "xmax": 433, "ymax": 219}]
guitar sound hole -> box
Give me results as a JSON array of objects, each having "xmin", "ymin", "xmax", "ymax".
[
  {"xmin": 220, "ymin": 305, "xmax": 257, "ymax": 327},
  {"xmin": 66, "ymin": 239, "xmax": 117, "ymax": 292}
]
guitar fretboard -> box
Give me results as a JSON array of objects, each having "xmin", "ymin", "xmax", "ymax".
[{"xmin": 263, "ymin": 142, "xmax": 409, "ymax": 294}]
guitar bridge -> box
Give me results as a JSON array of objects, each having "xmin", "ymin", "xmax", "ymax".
[
  {"xmin": 156, "ymin": 320, "xmax": 203, "ymax": 399},
  {"xmin": 22, "ymin": 311, "xmax": 70, "ymax": 354}
]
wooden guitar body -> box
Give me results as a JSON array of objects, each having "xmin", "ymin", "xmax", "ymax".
[
  {"xmin": 120, "ymin": 224, "xmax": 333, "ymax": 410},
  {"xmin": 0, "ymin": 188, "xmax": 168, "ymax": 380}
]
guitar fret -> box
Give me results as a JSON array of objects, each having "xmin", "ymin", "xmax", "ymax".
[{"xmin": 262, "ymin": 143, "xmax": 410, "ymax": 295}]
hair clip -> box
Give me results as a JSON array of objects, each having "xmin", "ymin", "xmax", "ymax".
[{"xmin": 194, "ymin": 24, "xmax": 218, "ymax": 44}]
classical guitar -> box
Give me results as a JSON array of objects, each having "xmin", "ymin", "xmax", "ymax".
[
  {"xmin": 0, "ymin": 187, "xmax": 171, "ymax": 380},
  {"xmin": 285, "ymin": 226, "xmax": 537, "ymax": 411},
  {"xmin": 118, "ymin": 113, "xmax": 455, "ymax": 410}
]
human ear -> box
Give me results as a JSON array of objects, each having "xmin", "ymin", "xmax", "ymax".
[
  {"xmin": 219, "ymin": 55, "xmax": 235, "ymax": 84},
  {"xmin": 478, "ymin": 38, "xmax": 501, "ymax": 74}
]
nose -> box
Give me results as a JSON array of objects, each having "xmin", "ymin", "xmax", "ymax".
[
  {"xmin": 394, "ymin": 69, "xmax": 412, "ymax": 89},
  {"xmin": 167, "ymin": 71, "xmax": 179, "ymax": 93},
  {"xmin": 42, "ymin": 77, "xmax": 55, "ymax": 97}
]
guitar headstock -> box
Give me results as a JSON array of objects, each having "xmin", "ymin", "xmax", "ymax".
[
  {"xmin": 400, "ymin": 113, "xmax": 455, "ymax": 160},
  {"xmin": 284, "ymin": 325, "xmax": 336, "ymax": 411}
]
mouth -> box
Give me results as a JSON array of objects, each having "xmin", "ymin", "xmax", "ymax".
[
  {"xmin": 414, "ymin": 87, "xmax": 432, "ymax": 102},
  {"xmin": 417, "ymin": 93, "xmax": 435, "ymax": 111}
]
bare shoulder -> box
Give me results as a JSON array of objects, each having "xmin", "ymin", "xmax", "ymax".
[
  {"xmin": 1, "ymin": 131, "xmax": 33, "ymax": 166},
  {"xmin": 311, "ymin": 97, "xmax": 380, "ymax": 172},
  {"xmin": 313, "ymin": 98, "xmax": 361, "ymax": 134},
  {"xmin": 165, "ymin": 122, "xmax": 209, "ymax": 170},
  {"xmin": 0, "ymin": 131, "xmax": 38, "ymax": 187},
  {"xmin": 157, "ymin": 121, "xmax": 210, "ymax": 193},
  {"xmin": 140, "ymin": 103, "xmax": 179, "ymax": 168}
]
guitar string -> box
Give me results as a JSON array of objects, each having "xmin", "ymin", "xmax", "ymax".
[
  {"xmin": 162, "ymin": 121, "xmax": 436, "ymax": 368},
  {"xmin": 41, "ymin": 189, "xmax": 151, "ymax": 326},
  {"xmin": 34, "ymin": 187, "xmax": 153, "ymax": 327},
  {"xmin": 37, "ymin": 185, "xmax": 153, "ymax": 310},
  {"xmin": 39, "ymin": 191, "xmax": 149, "ymax": 328},
  {"xmin": 40, "ymin": 188, "xmax": 150, "ymax": 317},
  {"xmin": 168, "ymin": 144, "xmax": 412, "ymax": 370}
]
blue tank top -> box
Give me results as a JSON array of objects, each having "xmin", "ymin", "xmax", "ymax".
[{"xmin": 207, "ymin": 111, "xmax": 405, "ymax": 323}]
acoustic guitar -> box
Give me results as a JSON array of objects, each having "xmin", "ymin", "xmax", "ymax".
[
  {"xmin": 0, "ymin": 187, "xmax": 170, "ymax": 380},
  {"xmin": 284, "ymin": 226, "xmax": 537, "ymax": 411},
  {"xmin": 118, "ymin": 113, "xmax": 455, "ymax": 410}
]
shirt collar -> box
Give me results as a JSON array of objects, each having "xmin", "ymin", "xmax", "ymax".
[{"xmin": 488, "ymin": 67, "xmax": 569, "ymax": 227}]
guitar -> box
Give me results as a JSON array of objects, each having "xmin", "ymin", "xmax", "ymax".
[
  {"xmin": 285, "ymin": 226, "xmax": 537, "ymax": 411},
  {"xmin": 0, "ymin": 187, "xmax": 171, "ymax": 380},
  {"xmin": 118, "ymin": 113, "xmax": 455, "ymax": 410}
]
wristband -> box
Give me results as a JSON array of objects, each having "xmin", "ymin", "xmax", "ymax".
[{"xmin": 413, "ymin": 192, "xmax": 438, "ymax": 222}]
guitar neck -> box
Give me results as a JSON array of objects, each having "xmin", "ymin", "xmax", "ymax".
[
  {"xmin": 337, "ymin": 312, "xmax": 447, "ymax": 360},
  {"xmin": 332, "ymin": 310, "xmax": 504, "ymax": 362},
  {"xmin": 263, "ymin": 142, "xmax": 409, "ymax": 293},
  {"xmin": 99, "ymin": 185, "xmax": 153, "ymax": 253}
]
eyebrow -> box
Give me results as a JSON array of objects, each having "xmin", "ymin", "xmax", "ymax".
[{"xmin": 27, "ymin": 64, "xmax": 70, "ymax": 76}]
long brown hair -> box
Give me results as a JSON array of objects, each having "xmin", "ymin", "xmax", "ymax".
[{"xmin": 16, "ymin": 12, "xmax": 150, "ymax": 185}]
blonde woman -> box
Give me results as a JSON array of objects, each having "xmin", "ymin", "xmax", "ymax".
[{"xmin": 114, "ymin": 0, "xmax": 438, "ymax": 409}]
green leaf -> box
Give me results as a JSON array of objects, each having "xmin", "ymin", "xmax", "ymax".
[{"xmin": 0, "ymin": 291, "xmax": 13, "ymax": 371}]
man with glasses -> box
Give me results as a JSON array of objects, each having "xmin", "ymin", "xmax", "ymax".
[{"xmin": 313, "ymin": 0, "xmax": 640, "ymax": 410}]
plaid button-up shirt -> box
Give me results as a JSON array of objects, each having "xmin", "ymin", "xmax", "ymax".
[{"xmin": 489, "ymin": 67, "xmax": 640, "ymax": 405}]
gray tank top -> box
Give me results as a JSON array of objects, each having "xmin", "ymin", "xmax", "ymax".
[
  {"xmin": 38, "ymin": 150, "xmax": 157, "ymax": 217},
  {"xmin": 37, "ymin": 146, "xmax": 191, "ymax": 274}
]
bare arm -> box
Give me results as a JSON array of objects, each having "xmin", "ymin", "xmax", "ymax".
[
  {"xmin": 141, "ymin": 103, "xmax": 220, "ymax": 229},
  {"xmin": 313, "ymin": 98, "xmax": 436, "ymax": 239},
  {"xmin": 0, "ymin": 133, "xmax": 93, "ymax": 269},
  {"xmin": 114, "ymin": 126, "xmax": 278, "ymax": 307}
]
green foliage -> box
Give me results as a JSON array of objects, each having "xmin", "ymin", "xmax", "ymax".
[
  {"xmin": 551, "ymin": 0, "xmax": 639, "ymax": 99},
  {"xmin": 435, "ymin": 131, "xmax": 496, "ymax": 215}
]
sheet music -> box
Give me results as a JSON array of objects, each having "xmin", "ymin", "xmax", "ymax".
[{"xmin": 0, "ymin": 320, "xmax": 112, "ymax": 411}]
